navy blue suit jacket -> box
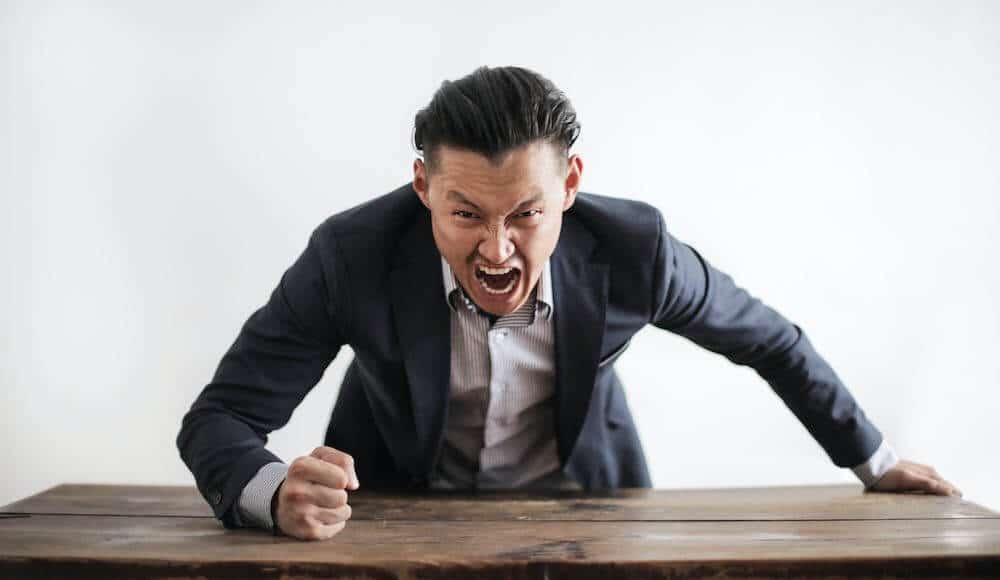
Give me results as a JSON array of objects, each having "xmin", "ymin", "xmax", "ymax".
[{"xmin": 177, "ymin": 184, "xmax": 884, "ymax": 528}]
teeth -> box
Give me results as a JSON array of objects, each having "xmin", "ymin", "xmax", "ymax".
[
  {"xmin": 478, "ymin": 265, "xmax": 513, "ymax": 275},
  {"xmin": 478, "ymin": 273, "xmax": 518, "ymax": 294}
]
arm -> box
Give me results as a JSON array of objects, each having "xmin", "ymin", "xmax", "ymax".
[
  {"xmin": 647, "ymin": 212, "xmax": 961, "ymax": 497},
  {"xmin": 176, "ymin": 228, "xmax": 350, "ymax": 528},
  {"xmin": 649, "ymin": 211, "xmax": 884, "ymax": 470}
]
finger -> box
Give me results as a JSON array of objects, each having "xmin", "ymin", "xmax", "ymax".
[
  {"xmin": 311, "ymin": 447, "xmax": 359, "ymax": 490},
  {"xmin": 312, "ymin": 486, "xmax": 349, "ymax": 509},
  {"xmin": 913, "ymin": 464, "xmax": 962, "ymax": 497},
  {"xmin": 907, "ymin": 466, "xmax": 963, "ymax": 497},
  {"xmin": 936, "ymin": 478, "xmax": 963, "ymax": 497},
  {"xmin": 895, "ymin": 469, "xmax": 924, "ymax": 488},
  {"xmin": 318, "ymin": 520, "xmax": 347, "ymax": 539},
  {"xmin": 913, "ymin": 463, "xmax": 941, "ymax": 481},
  {"xmin": 912, "ymin": 474, "xmax": 959, "ymax": 496},
  {"xmin": 311, "ymin": 447, "xmax": 360, "ymax": 490},
  {"xmin": 294, "ymin": 519, "xmax": 346, "ymax": 542},
  {"xmin": 289, "ymin": 456, "xmax": 350, "ymax": 490},
  {"xmin": 313, "ymin": 503, "xmax": 353, "ymax": 526}
]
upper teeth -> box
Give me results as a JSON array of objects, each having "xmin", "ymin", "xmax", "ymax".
[{"xmin": 479, "ymin": 266, "xmax": 513, "ymax": 275}]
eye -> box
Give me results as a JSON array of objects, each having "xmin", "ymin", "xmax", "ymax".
[
  {"xmin": 453, "ymin": 210, "xmax": 478, "ymax": 219},
  {"xmin": 517, "ymin": 209, "xmax": 541, "ymax": 218}
]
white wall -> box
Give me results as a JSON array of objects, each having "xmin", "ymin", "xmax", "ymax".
[{"xmin": 3, "ymin": 1, "xmax": 997, "ymax": 511}]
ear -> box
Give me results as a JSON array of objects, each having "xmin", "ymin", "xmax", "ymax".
[
  {"xmin": 562, "ymin": 154, "xmax": 583, "ymax": 211},
  {"xmin": 413, "ymin": 158, "xmax": 431, "ymax": 209}
]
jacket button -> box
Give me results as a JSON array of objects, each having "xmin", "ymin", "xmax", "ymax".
[{"xmin": 209, "ymin": 490, "xmax": 222, "ymax": 505}]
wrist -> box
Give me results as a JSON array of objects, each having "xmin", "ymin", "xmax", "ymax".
[{"xmin": 270, "ymin": 479, "xmax": 285, "ymax": 536}]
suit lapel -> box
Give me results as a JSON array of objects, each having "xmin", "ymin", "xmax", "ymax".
[
  {"xmin": 551, "ymin": 217, "xmax": 609, "ymax": 465},
  {"xmin": 390, "ymin": 209, "xmax": 451, "ymax": 480}
]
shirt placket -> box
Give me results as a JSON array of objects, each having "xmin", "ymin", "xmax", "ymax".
[{"xmin": 482, "ymin": 324, "xmax": 510, "ymax": 450}]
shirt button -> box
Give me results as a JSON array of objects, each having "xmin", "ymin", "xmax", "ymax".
[{"xmin": 209, "ymin": 490, "xmax": 222, "ymax": 505}]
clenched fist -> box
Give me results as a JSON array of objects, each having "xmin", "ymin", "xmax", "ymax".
[{"xmin": 274, "ymin": 446, "xmax": 360, "ymax": 540}]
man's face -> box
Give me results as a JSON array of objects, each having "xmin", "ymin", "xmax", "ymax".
[{"xmin": 413, "ymin": 140, "xmax": 583, "ymax": 316}]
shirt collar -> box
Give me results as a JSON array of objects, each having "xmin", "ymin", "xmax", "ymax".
[{"xmin": 440, "ymin": 257, "xmax": 553, "ymax": 321}]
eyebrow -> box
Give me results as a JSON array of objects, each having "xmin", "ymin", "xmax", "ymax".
[
  {"xmin": 514, "ymin": 194, "xmax": 545, "ymax": 210},
  {"xmin": 446, "ymin": 190, "xmax": 545, "ymax": 213},
  {"xmin": 445, "ymin": 190, "xmax": 482, "ymax": 212}
]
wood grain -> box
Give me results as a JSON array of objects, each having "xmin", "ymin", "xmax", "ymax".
[
  {"xmin": 3, "ymin": 483, "xmax": 996, "ymax": 521},
  {"xmin": 1, "ymin": 484, "xmax": 998, "ymax": 579},
  {"xmin": 2, "ymin": 515, "xmax": 999, "ymax": 578}
]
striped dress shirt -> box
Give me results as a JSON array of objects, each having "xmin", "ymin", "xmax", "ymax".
[{"xmin": 430, "ymin": 257, "xmax": 578, "ymax": 490}]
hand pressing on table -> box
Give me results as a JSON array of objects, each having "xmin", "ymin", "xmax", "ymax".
[
  {"xmin": 273, "ymin": 446, "xmax": 360, "ymax": 540},
  {"xmin": 869, "ymin": 459, "xmax": 962, "ymax": 497}
]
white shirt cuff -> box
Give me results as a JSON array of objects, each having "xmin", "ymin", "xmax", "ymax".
[
  {"xmin": 850, "ymin": 439, "xmax": 900, "ymax": 489},
  {"xmin": 236, "ymin": 461, "xmax": 289, "ymax": 530}
]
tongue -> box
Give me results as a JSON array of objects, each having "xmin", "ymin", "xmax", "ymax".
[{"xmin": 482, "ymin": 271, "xmax": 515, "ymax": 290}]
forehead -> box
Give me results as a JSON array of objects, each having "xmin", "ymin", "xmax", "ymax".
[{"xmin": 429, "ymin": 141, "xmax": 563, "ymax": 196}]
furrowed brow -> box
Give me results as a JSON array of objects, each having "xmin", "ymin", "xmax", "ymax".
[
  {"xmin": 513, "ymin": 194, "xmax": 545, "ymax": 211},
  {"xmin": 446, "ymin": 190, "xmax": 483, "ymax": 212}
]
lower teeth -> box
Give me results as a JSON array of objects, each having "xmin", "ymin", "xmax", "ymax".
[{"xmin": 479, "ymin": 274, "xmax": 517, "ymax": 295}]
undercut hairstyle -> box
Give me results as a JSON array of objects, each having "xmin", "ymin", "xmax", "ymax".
[{"xmin": 413, "ymin": 66, "xmax": 581, "ymax": 173}]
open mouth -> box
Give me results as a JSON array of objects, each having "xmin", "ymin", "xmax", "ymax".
[{"xmin": 474, "ymin": 265, "xmax": 521, "ymax": 295}]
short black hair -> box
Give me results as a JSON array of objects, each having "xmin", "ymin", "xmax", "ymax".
[{"xmin": 413, "ymin": 66, "xmax": 581, "ymax": 172}]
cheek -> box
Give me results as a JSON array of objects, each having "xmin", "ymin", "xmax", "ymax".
[
  {"xmin": 513, "ymin": 219, "xmax": 562, "ymax": 260},
  {"xmin": 432, "ymin": 218, "xmax": 478, "ymax": 257}
]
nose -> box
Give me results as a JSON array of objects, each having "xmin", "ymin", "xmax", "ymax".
[{"xmin": 478, "ymin": 224, "xmax": 515, "ymax": 265}]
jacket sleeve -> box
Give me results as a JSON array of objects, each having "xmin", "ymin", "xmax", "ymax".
[
  {"xmin": 648, "ymin": 210, "xmax": 883, "ymax": 468},
  {"xmin": 176, "ymin": 228, "xmax": 348, "ymax": 528}
]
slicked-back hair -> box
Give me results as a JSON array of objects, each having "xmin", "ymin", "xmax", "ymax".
[{"xmin": 413, "ymin": 66, "xmax": 581, "ymax": 173}]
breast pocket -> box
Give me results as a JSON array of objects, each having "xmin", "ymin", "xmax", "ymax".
[{"xmin": 597, "ymin": 339, "xmax": 631, "ymax": 369}]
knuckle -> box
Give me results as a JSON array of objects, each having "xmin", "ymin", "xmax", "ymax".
[
  {"xmin": 325, "ymin": 449, "xmax": 350, "ymax": 464},
  {"xmin": 303, "ymin": 526, "xmax": 323, "ymax": 541},
  {"xmin": 288, "ymin": 460, "xmax": 310, "ymax": 479},
  {"xmin": 329, "ymin": 521, "xmax": 347, "ymax": 536},
  {"xmin": 326, "ymin": 452, "xmax": 351, "ymax": 470},
  {"xmin": 293, "ymin": 504, "xmax": 315, "ymax": 526},
  {"xmin": 284, "ymin": 485, "xmax": 308, "ymax": 503},
  {"xmin": 330, "ymin": 489, "xmax": 348, "ymax": 506},
  {"xmin": 327, "ymin": 466, "xmax": 348, "ymax": 488}
]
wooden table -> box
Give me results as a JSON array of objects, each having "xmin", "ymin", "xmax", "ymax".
[{"xmin": 1, "ymin": 483, "xmax": 998, "ymax": 578}]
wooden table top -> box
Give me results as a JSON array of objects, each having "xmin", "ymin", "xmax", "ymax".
[{"xmin": 2, "ymin": 483, "xmax": 999, "ymax": 578}]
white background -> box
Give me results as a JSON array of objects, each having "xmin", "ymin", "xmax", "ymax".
[{"xmin": 3, "ymin": 1, "xmax": 997, "ymax": 511}]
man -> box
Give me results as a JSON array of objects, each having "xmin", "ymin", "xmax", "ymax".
[{"xmin": 177, "ymin": 66, "xmax": 962, "ymax": 541}]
